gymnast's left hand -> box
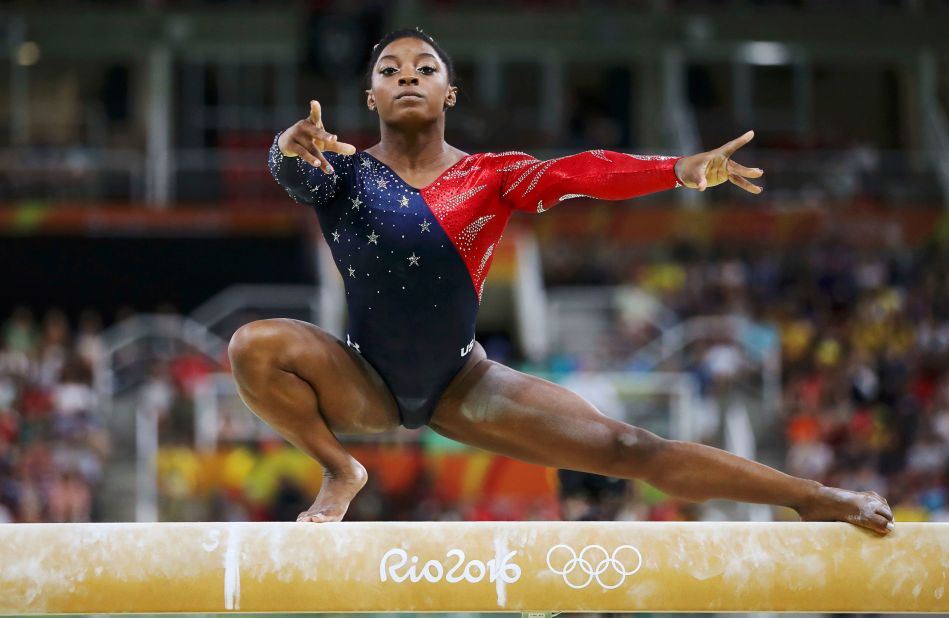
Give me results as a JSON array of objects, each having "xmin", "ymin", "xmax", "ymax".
[{"xmin": 674, "ymin": 130, "xmax": 764, "ymax": 194}]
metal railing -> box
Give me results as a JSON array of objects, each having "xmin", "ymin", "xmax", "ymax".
[
  {"xmin": 93, "ymin": 313, "xmax": 229, "ymax": 521},
  {"xmin": 189, "ymin": 283, "xmax": 321, "ymax": 341}
]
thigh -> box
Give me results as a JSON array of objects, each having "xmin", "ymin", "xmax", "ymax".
[
  {"xmin": 232, "ymin": 318, "xmax": 400, "ymax": 434},
  {"xmin": 428, "ymin": 356, "xmax": 662, "ymax": 477}
]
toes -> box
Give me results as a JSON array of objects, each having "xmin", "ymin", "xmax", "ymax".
[
  {"xmin": 296, "ymin": 510, "xmax": 341, "ymax": 523},
  {"xmin": 297, "ymin": 511, "xmax": 322, "ymax": 523},
  {"xmin": 869, "ymin": 494, "xmax": 894, "ymax": 520},
  {"xmin": 869, "ymin": 513, "xmax": 893, "ymax": 534}
]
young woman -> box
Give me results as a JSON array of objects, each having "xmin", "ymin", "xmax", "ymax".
[{"xmin": 232, "ymin": 28, "xmax": 894, "ymax": 533}]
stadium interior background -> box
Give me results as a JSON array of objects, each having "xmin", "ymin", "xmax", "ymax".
[{"xmin": 1, "ymin": 2, "xmax": 948, "ymax": 615}]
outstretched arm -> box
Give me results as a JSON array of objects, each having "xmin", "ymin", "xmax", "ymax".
[
  {"xmin": 268, "ymin": 100, "xmax": 357, "ymax": 206},
  {"xmin": 673, "ymin": 130, "xmax": 764, "ymax": 193},
  {"xmin": 498, "ymin": 130, "xmax": 764, "ymax": 213},
  {"xmin": 498, "ymin": 149, "xmax": 684, "ymax": 213}
]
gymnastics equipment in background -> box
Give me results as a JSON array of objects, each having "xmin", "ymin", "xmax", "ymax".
[{"xmin": 0, "ymin": 521, "xmax": 946, "ymax": 614}]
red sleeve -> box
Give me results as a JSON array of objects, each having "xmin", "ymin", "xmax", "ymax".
[{"xmin": 494, "ymin": 149, "xmax": 684, "ymax": 213}]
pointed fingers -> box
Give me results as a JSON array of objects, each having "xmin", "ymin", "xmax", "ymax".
[
  {"xmin": 727, "ymin": 159, "xmax": 764, "ymax": 178},
  {"xmin": 728, "ymin": 172, "xmax": 762, "ymax": 194},
  {"xmin": 326, "ymin": 140, "xmax": 357, "ymax": 156},
  {"xmin": 288, "ymin": 137, "xmax": 321, "ymax": 168},
  {"xmin": 314, "ymin": 132, "xmax": 356, "ymax": 157},
  {"xmin": 308, "ymin": 100, "xmax": 323, "ymax": 126},
  {"xmin": 299, "ymin": 123, "xmax": 356, "ymax": 156},
  {"xmin": 291, "ymin": 136, "xmax": 332, "ymax": 173},
  {"xmin": 721, "ymin": 130, "xmax": 755, "ymax": 157}
]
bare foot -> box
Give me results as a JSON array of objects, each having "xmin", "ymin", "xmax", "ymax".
[
  {"xmin": 796, "ymin": 485, "xmax": 895, "ymax": 535},
  {"xmin": 296, "ymin": 461, "xmax": 368, "ymax": 523}
]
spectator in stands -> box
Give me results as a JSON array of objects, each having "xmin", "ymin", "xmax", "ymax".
[{"xmin": 0, "ymin": 307, "xmax": 112, "ymax": 523}]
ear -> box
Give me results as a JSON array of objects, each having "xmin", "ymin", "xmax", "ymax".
[
  {"xmin": 445, "ymin": 86, "xmax": 457, "ymax": 109},
  {"xmin": 365, "ymin": 89, "xmax": 375, "ymax": 111}
]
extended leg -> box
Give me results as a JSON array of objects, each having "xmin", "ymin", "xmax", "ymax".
[
  {"xmin": 228, "ymin": 318, "xmax": 399, "ymax": 521},
  {"xmin": 430, "ymin": 352, "xmax": 894, "ymax": 534}
]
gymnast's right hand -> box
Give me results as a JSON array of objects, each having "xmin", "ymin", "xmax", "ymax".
[{"xmin": 278, "ymin": 100, "xmax": 357, "ymax": 174}]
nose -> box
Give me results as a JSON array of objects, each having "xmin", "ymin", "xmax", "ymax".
[{"xmin": 398, "ymin": 73, "xmax": 419, "ymax": 86}]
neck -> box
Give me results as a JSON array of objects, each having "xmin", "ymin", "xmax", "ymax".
[{"xmin": 374, "ymin": 117, "xmax": 450, "ymax": 170}]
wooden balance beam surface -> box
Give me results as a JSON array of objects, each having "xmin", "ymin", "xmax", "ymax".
[{"xmin": 0, "ymin": 521, "xmax": 946, "ymax": 614}]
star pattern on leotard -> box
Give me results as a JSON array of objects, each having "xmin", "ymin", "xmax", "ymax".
[
  {"xmin": 271, "ymin": 136, "xmax": 684, "ymax": 428},
  {"xmin": 271, "ymin": 137, "xmax": 686, "ymax": 435},
  {"xmin": 318, "ymin": 150, "xmax": 456, "ymax": 311}
]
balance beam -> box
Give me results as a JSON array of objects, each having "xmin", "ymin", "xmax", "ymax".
[{"xmin": 0, "ymin": 521, "xmax": 945, "ymax": 614}]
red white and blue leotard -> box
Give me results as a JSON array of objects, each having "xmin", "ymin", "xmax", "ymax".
[{"xmin": 268, "ymin": 134, "xmax": 683, "ymax": 428}]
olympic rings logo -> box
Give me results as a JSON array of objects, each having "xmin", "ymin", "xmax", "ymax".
[{"xmin": 545, "ymin": 544, "xmax": 643, "ymax": 590}]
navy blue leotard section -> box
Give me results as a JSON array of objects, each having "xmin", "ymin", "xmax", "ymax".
[
  {"xmin": 269, "ymin": 135, "xmax": 686, "ymax": 425},
  {"xmin": 268, "ymin": 135, "xmax": 477, "ymax": 428}
]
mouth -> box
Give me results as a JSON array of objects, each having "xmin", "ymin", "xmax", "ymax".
[{"xmin": 396, "ymin": 92, "xmax": 425, "ymax": 100}]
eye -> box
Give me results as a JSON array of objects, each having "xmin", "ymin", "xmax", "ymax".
[
  {"xmin": 380, "ymin": 67, "xmax": 398, "ymax": 75},
  {"xmin": 418, "ymin": 66, "xmax": 437, "ymax": 75}
]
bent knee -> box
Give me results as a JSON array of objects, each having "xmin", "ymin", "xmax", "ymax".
[
  {"xmin": 608, "ymin": 426, "xmax": 666, "ymax": 479},
  {"xmin": 228, "ymin": 319, "xmax": 320, "ymax": 371}
]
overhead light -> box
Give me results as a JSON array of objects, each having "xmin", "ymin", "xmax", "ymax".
[
  {"xmin": 741, "ymin": 42, "xmax": 790, "ymax": 66},
  {"xmin": 16, "ymin": 41, "xmax": 40, "ymax": 66}
]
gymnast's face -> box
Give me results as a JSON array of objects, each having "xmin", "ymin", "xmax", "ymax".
[{"xmin": 366, "ymin": 37, "xmax": 457, "ymax": 127}]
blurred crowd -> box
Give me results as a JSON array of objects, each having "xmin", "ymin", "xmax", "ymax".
[
  {"xmin": 2, "ymin": 233, "xmax": 947, "ymax": 524},
  {"xmin": 0, "ymin": 308, "xmax": 110, "ymax": 522}
]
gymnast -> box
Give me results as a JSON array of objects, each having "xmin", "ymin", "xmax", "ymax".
[{"xmin": 231, "ymin": 28, "xmax": 895, "ymax": 533}]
